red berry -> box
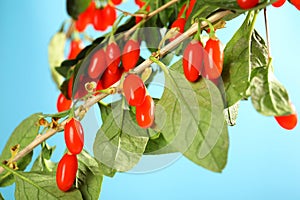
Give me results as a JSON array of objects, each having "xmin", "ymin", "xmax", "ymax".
[
  {"xmin": 64, "ymin": 118, "xmax": 84, "ymax": 155},
  {"xmin": 135, "ymin": 0, "xmax": 145, "ymax": 8},
  {"xmin": 237, "ymin": 0, "xmax": 259, "ymax": 9},
  {"xmin": 123, "ymin": 74, "xmax": 146, "ymax": 106},
  {"xmin": 101, "ymin": 68, "xmax": 123, "ymax": 89},
  {"xmin": 290, "ymin": 0, "xmax": 300, "ymax": 10},
  {"xmin": 111, "ymin": 0, "xmax": 122, "ymax": 5},
  {"xmin": 186, "ymin": 0, "xmax": 196, "ymax": 18},
  {"xmin": 103, "ymin": 4, "xmax": 117, "ymax": 26},
  {"xmin": 122, "ymin": 39, "xmax": 140, "ymax": 71},
  {"xmin": 56, "ymin": 153, "xmax": 78, "ymax": 192},
  {"xmin": 203, "ymin": 38, "xmax": 224, "ymax": 80},
  {"xmin": 136, "ymin": 95, "xmax": 155, "ymax": 128},
  {"xmin": 170, "ymin": 18, "xmax": 186, "ymax": 41},
  {"xmin": 88, "ymin": 49, "xmax": 107, "ymax": 79},
  {"xmin": 57, "ymin": 93, "xmax": 72, "ymax": 112},
  {"xmin": 275, "ymin": 104, "xmax": 298, "ymax": 130},
  {"xmin": 93, "ymin": 8, "xmax": 108, "ymax": 31},
  {"xmin": 68, "ymin": 39, "xmax": 84, "ymax": 59},
  {"xmin": 135, "ymin": 16, "xmax": 142, "ymax": 24},
  {"xmin": 272, "ymin": 0, "xmax": 286, "ymax": 7},
  {"xmin": 106, "ymin": 42, "xmax": 121, "ymax": 74},
  {"xmin": 75, "ymin": 1, "xmax": 96, "ymax": 32},
  {"xmin": 182, "ymin": 40, "xmax": 203, "ymax": 82}
]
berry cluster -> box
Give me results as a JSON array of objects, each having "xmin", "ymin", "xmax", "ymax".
[
  {"xmin": 75, "ymin": 1, "xmax": 118, "ymax": 32},
  {"xmin": 123, "ymin": 74, "xmax": 155, "ymax": 129},
  {"xmin": 56, "ymin": 118, "xmax": 84, "ymax": 191},
  {"xmin": 182, "ymin": 33, "xmax": 223, "ymax": 82},
  {"xmin": 237, "ymin": 0, "xmax": 300, "ymax": 10},
  {"xmin": 170, "ymin": 0, "xmax": 195, "ymax": 41}
]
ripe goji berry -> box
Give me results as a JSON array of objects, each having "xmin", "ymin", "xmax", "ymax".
[
  {"xmin": 56, "ymin": 153, "xmax": 78, "ymax": 192},
  {"xmin": 122, "ymin": 39, "xmax": 140, "ymax": 71},
  {"xmin": 123, "ymin": 74, "xmax": 146, "ymax": 106},
  {"xmin": 64, "ymin": 118, "xmax": 84, "ymax": 155}
]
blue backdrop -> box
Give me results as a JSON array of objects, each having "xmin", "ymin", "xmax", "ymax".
[{"xmin": 0, "ymin": 1, "xmax": 300, "ymax": 199}]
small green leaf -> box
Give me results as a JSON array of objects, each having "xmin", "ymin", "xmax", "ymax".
[
  {"xmin": 224, "ymin": 102, "xmax": 240, "ymax": 126},
  {"xmin": 93, "ymin": 102, "xmax": 149, "ymax": 172},
  {"xmin": 48, "ymin": 32, "xmax": 66, "ymax": 88},
  {"xmin": 222, "ymin": 11, "xmax": 257, "ymax": 107},
  {"xmin": 77, "ymin": 150, "xmax": 103, "ymax": 200},
  {"xmin": 0, "ymin": 193, "xmax": 4, "ymax": 200},
  {"xmin": 143, "ymin": 27, "xmax": 162, "ymax": 52},
  {"xmin": 0, "ymin": 113, "xmax": 42, "ymax": 187},
  {"xmin": 31, "ymin": 143, "xmax": 56, "ymax": 172},
  {"xmin": 156, "ymin": 60, "xmax": 229, "ymax": 172},
  {"xmin": 250, "ymin": 66, "xmax": 292, "ymax": 116},
  {"xmin": 66, "ymin": 0, "xmax": 91, "ymax": 19}
]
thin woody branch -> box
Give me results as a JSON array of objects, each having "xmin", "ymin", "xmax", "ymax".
[{"xmin": 0, "ymin": 10, "xmax": 232, "ymax": 175}]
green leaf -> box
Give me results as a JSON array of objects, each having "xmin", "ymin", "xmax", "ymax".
[
  {"xmin": 224, "ymin": 102, "xmax": 240, "ymax": 126},
  {"xmin": 156, "ymin": 60, "xmax": 229, "ymax": 172},
  {"xmin": 143, "ymin": 27, "xmax": 162, "ymax": 52},
  {"xmin": 31, "ymin": 143, "xmax": 56, "ymax": 172},
  {"xmin": 93, "ymin": 102, "xmax": 149, "ymax": 172},
  {"xmin": 0, "ymin": 163, "xmax": 82, "ymax": 200},
  {"xmin": 77, "ymin": 150, "xmax": 103, "ymax": 200},
  {"xmin": 44, "ymin": 110, "xmax": 71, "ymax": 119},
  {"xmin": 0, "ymin": 193, "xmax": 4, "ymax": 200},
  {"xmin": 249, "ymin": 66, "xmax": 292, "ymax": 116},
  {"xmin": 0, "ymin": 113, "xmax": 42, "ymax": 187},
  {"xmin": 251, "ymin": 29, "xmax": 268, "ymax": 69},
  {"xmin": 98, "ymin": 162, "xmax": 116, "ymax": 178},
  {"xmin": 144, "ymin": 133, "xmax": 178, "ymax": 155},
  {"xmin": 48, "ymin": 32, "xmax": 66, "ymax": 88},
  {"xmin": 15, "ymin": 172, "xmax": 82, "ymax": 200},
  {"xmin": 222, "ymin": 11, "xmax": 257, "ymax": 107},
  {"xmin": 66, "ymin": 0, "xmax": 91, "ymax": 19}
]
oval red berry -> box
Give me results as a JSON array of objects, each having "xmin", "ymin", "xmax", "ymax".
[
  {"xmin": 106, "ymin": 42, "xmax": 121, "ymax": 74},
  {"xmin": 57, "ymin": 93, "xmax": 72, "ymax": 112},
  {"xmin": 123, "ymin": 74, "xmax": 146, "ymax": 106},
  {"xmin": 64, "ymin": 118, "xmax": 84, "ymax": 155},
  {"xmin": 203, "ymin": 38, "xmax": 224, "ymax": 80},
  {"xmin": 56, "ymin": 153, "xmax": 78, "ymax": 192},
  {"xmin": 122, "ymin": 39, "xmax": 140, "ymax": 71},
  {"xmin": 182, "ymin": 40, "xmax": 203, "ymax": 82},
  {"xmin": 88, "ymin": 49, "xmax": 107, "ymax": 79},
  {"xmin": 237, "ymin": 0, "xmax": 259, "ymax": 9},
  {"xmin": 136, "ymin": 95, "xmax": 155, "ymax": 128},
  {"xmin": 275, "ymin": 104, "xmax": 298, "ymax": 130}
]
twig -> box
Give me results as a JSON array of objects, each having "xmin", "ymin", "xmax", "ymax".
[
  {"xmin": 0, "ymin": 10, "xmax": 232, "ymax": 175},
  {"xmin": 115, "ymin": 7, "xmax": 146, "ymax": 18},
  {"xmin": 124, "ymin": 0, "xmax": 180, "ymax": 39},
  {"xmin": 264, "ymin": 8, "xmax": 271, "ymax": 59}
]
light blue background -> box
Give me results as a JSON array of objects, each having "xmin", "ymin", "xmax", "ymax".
[{"xmin": 0, "ymin": 1, "xmax": 300, "ymax": 199}]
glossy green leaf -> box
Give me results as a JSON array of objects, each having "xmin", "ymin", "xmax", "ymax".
[
  {"xmin": 156, "ymin": 60, "xmax": 229, "ymax": 172},
  {"xmin": 0, "ymin": 113, "xmax": 42, "ymax": 187},
  {"xmin": 48, "ymin": 32, "xmax": 66, "ymax": 88},
  {"xmin": 67, "ymin": 0, "xmax": 91, "ymax": 19},
  {"xmin": 93, "ymin": 102, "xmax": 149, "ymax": 172},
  {"xmin": 250, "ymin": 66, "xmax": 292, "ymax": 116},
  {"xmin": 222, "ymin": 11, "xmax": 257, "ymax": 107},
  {"xmin": 77, "ymin": 150, "xmax": 103, "ymax": 200},
  {"xmin": 31, "ymin": 143, "xmax": 56, "ymax": 172}
]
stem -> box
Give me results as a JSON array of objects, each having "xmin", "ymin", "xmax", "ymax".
[
  {"xmin": 123, "ymin": 0, "xmax": 180, "ymax": 39},
  {"xmin": 264, "ymin": 8, "xmax": 271, "ymax": 59},
  {"xmin": 0, "ymin": 10, "xmax": 232, "ymax": 175}
]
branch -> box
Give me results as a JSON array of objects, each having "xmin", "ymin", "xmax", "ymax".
[
  {"xmin": 0, "ymin": 10, "xmax": 232, "ymax": 175},
  {"xmin": 123, "ymin": 0, "xmax": 180, "ymax": 39}
]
